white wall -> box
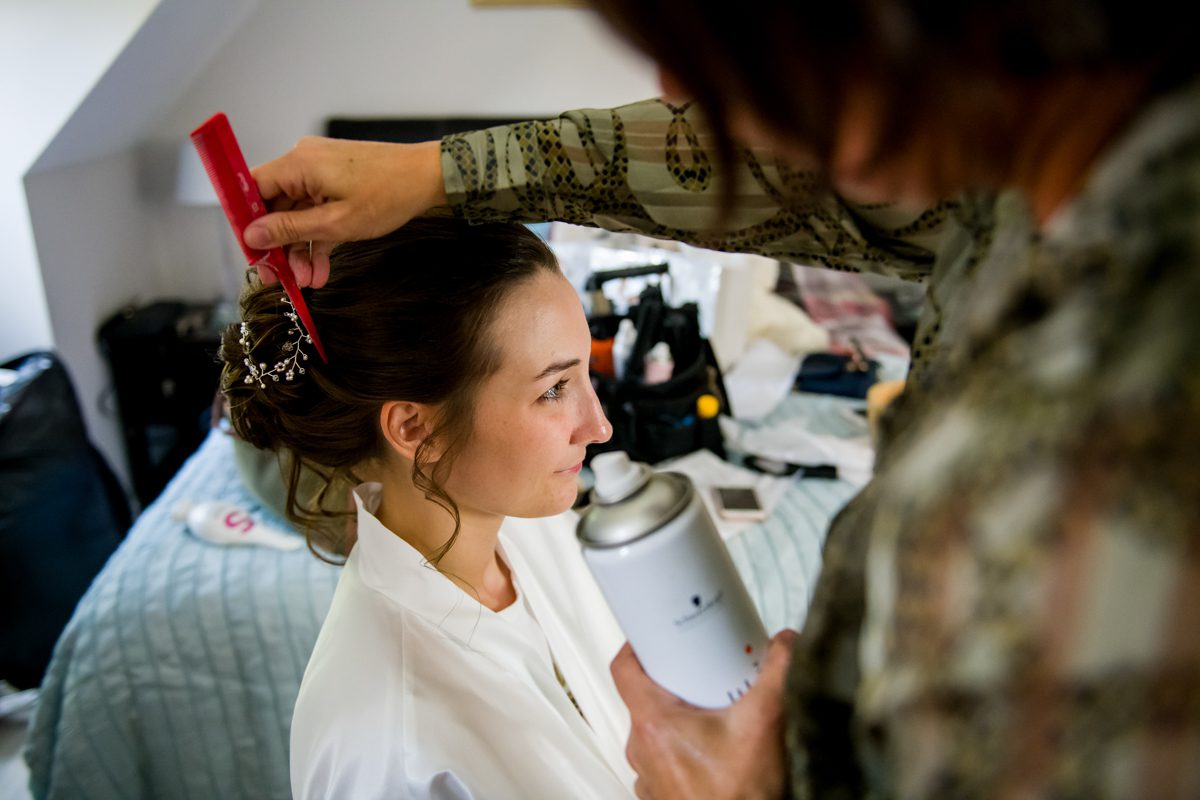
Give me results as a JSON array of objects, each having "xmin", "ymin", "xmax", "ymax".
[
  {"xmin": 25, "ymin": 151, "xmax": 156, "ymax": 487},
  {"xmin": 153, "ymin": 0, "xmax": 657, "ymax": 159},
  {"xmin": 147, "ymin": 0, "xmax": 659, "ymax": 311},
  {"xmin": 26, "ymin": 0, "xmax": 657, "ymax": 492},
  {"xmin": 0, "ymin": 0, "xmax": 158, "ymax": 363}
]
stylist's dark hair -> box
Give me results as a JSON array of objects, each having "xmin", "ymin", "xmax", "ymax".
[
  {"xmin": 220, "ymin": 217, "xmax": 559, "ymax": 564},
  {"xmin": 590, "ymin": 0, "xmax": 1196, "ymax": 184}
]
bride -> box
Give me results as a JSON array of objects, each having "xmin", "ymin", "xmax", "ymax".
[{"xmin": 221, "ymin": 217, "xmax": 634, "ymax": 798}]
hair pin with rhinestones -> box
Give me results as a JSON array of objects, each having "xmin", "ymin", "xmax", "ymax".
[{"xmin": 240, "ymin": 296, "xmax": 312, "ymax": 389}]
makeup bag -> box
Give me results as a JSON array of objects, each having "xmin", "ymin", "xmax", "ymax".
[{"xmin": 588, "ymin": 282, "xmax": 730, "ymax": 465}]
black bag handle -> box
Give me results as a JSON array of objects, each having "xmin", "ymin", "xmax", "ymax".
[
  {"xmin": 628, "ymin": 287, "xmax": 667, "ymax": 380},
  {"xmin": 584, "ymin": 262, "xmax": 670, "ymax": 290},
  {"xmin": 703, "ymin": 337, "xmax": 734, "ymax": 419}
]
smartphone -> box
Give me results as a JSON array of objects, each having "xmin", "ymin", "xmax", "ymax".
[{"xmin": 711, "ymin": 486, "xmax": 767, "ymax": 522}]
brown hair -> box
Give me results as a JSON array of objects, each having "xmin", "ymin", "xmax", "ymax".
[
  {"xmin": 220, "ymin": 217, "xmax": 559, "ymax": 563},
  {"xmin": 590, "ymin": 0, "xmax": 1196, "ymax": 190}
]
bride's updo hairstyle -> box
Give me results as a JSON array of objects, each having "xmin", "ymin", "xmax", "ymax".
[{"xmin": 219, "ymin": 217, "xmax": 559, "ymax": 562}]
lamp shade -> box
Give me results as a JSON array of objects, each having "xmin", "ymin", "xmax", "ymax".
[{"xmin": 174, "ymin": 139, "xmax": 218, "ymax": 206}]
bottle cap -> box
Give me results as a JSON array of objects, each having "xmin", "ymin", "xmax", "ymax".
[
  {"xmin": 696, "ymin": 394, "xmax": 720, "ymax": 419},
  {"xmin": 647, "ymin": 341, "xmax": 672, "ymax": 363}
]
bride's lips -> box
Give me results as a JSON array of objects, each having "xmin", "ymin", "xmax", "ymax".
[{"xmin": 558, "ymin": 461, "xmax": 583, "ymax": 475}]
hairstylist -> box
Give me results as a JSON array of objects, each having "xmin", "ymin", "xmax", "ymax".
[{"xmin": 245, "ymin": 2, "xmax": 1200, "ymax": 797}]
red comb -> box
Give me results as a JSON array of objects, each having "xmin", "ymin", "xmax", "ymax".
[{"xmin": 189, "ymin": 113, "xmax": 328, "ymax": 363}]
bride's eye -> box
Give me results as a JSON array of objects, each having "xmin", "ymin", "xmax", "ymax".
[{"xmin": 540, "ymin": 379, "xmax": 569, "ymax": 403}]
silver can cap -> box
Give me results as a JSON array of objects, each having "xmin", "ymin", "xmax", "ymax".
[{"xmin": 577, "ymin": 452, "xmax": 692, "ymax": 548}]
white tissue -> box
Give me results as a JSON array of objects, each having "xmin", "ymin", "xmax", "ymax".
[{"xmin": 722, "ymin": 338, "xmax": 803, "ymax": 421}]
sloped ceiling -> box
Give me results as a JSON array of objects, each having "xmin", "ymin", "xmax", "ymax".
[{"xmin": 31, "ymin": 0, "xmax": 260, "ymax": 175}]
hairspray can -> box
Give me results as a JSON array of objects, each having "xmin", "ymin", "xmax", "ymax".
[{"xmin": 577, "ymin": 451, "xmax": 768, "ymax": 708}]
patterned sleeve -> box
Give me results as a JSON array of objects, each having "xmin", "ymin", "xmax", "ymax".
[
  {"xmin": 787, "ymin": 238, "xmax": 1200, "ymax": 799},
  {"xmin": 440, "ymin": 98, "xmax": 954, "ymax": 282},
  {"xmin": 850, "ymin": 359, "xmax": 1200, "ymax": 798}
]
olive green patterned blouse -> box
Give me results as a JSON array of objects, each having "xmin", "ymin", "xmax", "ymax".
[{"xmin": 442, "ymin": 86, "xmax": 1200, "ymax": 798}]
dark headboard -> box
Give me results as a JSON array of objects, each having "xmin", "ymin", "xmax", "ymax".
[{"xmin": 325, "ymin": 117, "xmax": 526, "ymax": 143}]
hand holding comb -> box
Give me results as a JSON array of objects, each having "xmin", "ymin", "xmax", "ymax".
[{"xmin": 190, "ymin": 113, "xmax": 328, "ymax": 363}]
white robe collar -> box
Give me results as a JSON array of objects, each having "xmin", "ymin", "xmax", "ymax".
[{"xmin": 350, "ymin": 482, "xmax": 526, "ymax": 648}]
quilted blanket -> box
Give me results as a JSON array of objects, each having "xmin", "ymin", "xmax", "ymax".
[{"xmin": 25, "ymin": 391, "xmax": 862, "ymax": 799}]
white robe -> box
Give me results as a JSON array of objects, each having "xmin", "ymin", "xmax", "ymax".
[{"xmin": 290, "ymin": 484, "xmax": 636, "ymax": 799}]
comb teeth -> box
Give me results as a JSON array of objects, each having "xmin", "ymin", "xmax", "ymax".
[{"xmin": 190, "ymin": 113, "xmax": 328, "ymax": 363}]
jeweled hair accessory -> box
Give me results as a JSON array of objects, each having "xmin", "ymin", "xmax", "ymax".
[{"xmin": 240, "ymin": 297, "xmax": 312, "ymax": 389}]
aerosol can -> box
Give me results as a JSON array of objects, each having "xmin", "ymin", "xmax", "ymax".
[{"xmin": 577, "ymin": 451, "xmax": 768, "ymax": 708}]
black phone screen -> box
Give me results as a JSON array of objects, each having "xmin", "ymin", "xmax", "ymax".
[{"xmin": 715, "ymin": 487, "xmax": 762, "ymax": 511}]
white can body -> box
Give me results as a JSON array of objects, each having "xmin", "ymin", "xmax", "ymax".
[{"xmin": 582, "ymin": 493, "xmax": 768, "ymax": 708}]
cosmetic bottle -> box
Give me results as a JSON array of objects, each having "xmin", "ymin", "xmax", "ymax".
[
  {"xmin": 612, "ymin": 319, "xmax": 637, "ymax": 380},
  {"xmin": 642, "ymin": 341, "xmax": 674, "ymax": 385},
  {"xmin": 590, "ymin": 337, "xmax": 615, "ymax": 378},
  {"xmin": 172, "ymin": 500, "xmax": 303, "ymax": 551}
]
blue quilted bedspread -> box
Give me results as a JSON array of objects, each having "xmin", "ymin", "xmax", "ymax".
[
  {"xmin": 24, "ymin": 393, "xmax": 862, "ymax": 799},
  {"xmin": 24, "ymin": 431, "xmax": 340, "ymax": 800}
]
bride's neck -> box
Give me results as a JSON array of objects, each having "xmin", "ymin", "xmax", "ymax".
[{"xmin": 372, "ymin": 463, "xmax": 516, "ymax": 612}]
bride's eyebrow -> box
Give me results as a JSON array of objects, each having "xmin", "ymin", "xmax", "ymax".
[{"xmin": 532, "ymin": 359, "xmax": 580, "ymax": 381}]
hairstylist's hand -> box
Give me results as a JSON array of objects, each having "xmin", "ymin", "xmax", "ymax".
[
  {"xmin": 244, "ymin": 137, "xmax": 447, "ymax": 288},
  {"xmin": 611, "ymin": 629, "xmax": 798, "ymax": 800}
]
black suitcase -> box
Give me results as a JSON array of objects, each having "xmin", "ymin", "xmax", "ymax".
[{"xmin": 0, "ymin": 352, "xmax": 130, "ymax": 688}]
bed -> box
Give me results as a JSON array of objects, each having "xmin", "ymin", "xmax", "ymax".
[
  {"xmin": 23, "ymin": 430, "xmax": 340, "ymax": 800},
  {"xmin": 22, "ymin": 385, "xmax": 874, "ymax": 799}
]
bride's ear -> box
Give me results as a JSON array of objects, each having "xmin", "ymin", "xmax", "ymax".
[{"xmin": 379, "ymin": 401, "xmax": 434, "ymax": 461}]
